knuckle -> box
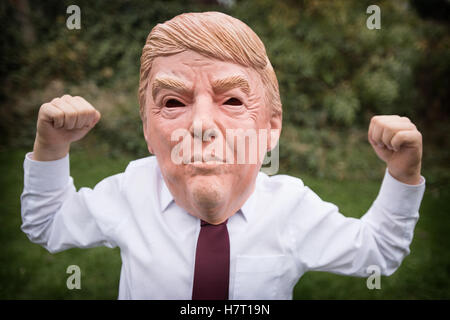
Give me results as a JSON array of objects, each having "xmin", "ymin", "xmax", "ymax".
[
  {"xmin": 66, "ymin": 118, "xmax": 76, "ymax": 126},
  {"xmin": 55, "ymin": 108, "xmax": 65, "ymax": 117},
  {"xmin": 84, "ymin": 108, "xmax": 95, "ymax": 116},
  {"xmin": 81, "ymin": 110, "xmax": 91, "ymax": 118},
  {"xmin": 400, "ymin": 130, "xmax": 409, "ymax": 137},
  {"xmin": 388, "ymin": 115, "xmax": 400, "ymax": 120},
  {"xmin": 66, "ymin": 110, "xmax": 77, "ymax": 119},
  {"xmin": 383, "ymin": 127, "xmax": 393, "ymax": 136},
  {"xmin": 77, "ymin": 108, "xmax": 88, "ymax": 116},
  {"xmin": 401, "ymin": 116, "xmax": 411, "ymax": 122},
  {"xmin": 39, "ymin": 103, "xmax": 51, "ymax": 116},
  {"xmin": 72, "ymin": 96, "xmax": 83, "ymax": 104},
  {"xmin": 86, "ymin": 112, "xmax": 97, "ymax": 121},
  {"xmin": 40, "ymin": 102, "xmax": 51, "ymax": 110}
]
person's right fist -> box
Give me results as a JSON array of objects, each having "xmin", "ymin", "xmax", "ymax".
[{"xmin": 33, "ymin": 95, "xmax": 101, "ymax": 161}]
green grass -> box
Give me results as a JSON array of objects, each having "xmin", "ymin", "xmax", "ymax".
[{"xmin": 0, "ymin": 147, "xmax": 449, "ymax": 299}]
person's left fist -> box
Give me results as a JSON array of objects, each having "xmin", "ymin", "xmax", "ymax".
[{"xmin": 368, "ymin": 115, "xmax": 422, "ymax": 185}]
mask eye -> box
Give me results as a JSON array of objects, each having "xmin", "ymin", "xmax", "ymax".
[
  {"xmin": 224, "ymin": 98, "xmax": 242, "ymax": 106},
  {"xmin": 165, "ymin": 99, "xmax": 185, "ymax": 108}
]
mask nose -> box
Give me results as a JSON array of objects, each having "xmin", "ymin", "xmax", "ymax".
[{"xmin": 188, "ymin": 96, "xmax": 222, "ymax": 162}]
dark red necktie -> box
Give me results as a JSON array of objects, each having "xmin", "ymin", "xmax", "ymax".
[{"xmin": 192, "ymin": 219, "xmax": 230, "ymax": 300}]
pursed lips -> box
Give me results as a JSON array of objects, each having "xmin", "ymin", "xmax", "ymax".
[{"xmin": 189, "ymin": 153, "xmax": 225, "ymax": 164}]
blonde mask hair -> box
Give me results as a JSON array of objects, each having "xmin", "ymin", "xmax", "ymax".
[{"xmin": 139, "ymin": 11, "xmax": 282, "ymax": 123}]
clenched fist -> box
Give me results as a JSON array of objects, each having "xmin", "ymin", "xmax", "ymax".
[
  {"xmin": 368, "ymin": 115, "xmax": 423, "ymax": 185},
  {"xmin": 33, "ymin": 95, "xmax": 101, "ymax": 161}
]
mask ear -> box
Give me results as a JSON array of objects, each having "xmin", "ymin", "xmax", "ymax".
[{"xmin": 267, "ymin": 112, "xmax": 282, "ymax": 151}]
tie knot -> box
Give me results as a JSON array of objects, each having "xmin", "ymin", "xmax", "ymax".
[{"xmin": 201, "ymin": 219, "xmax": 228, "ymax": 227}]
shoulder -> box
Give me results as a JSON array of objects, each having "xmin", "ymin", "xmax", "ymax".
[
  {"xmin": 123, "ymin": 155, "xmax": 160, "ymax": 177},
  {"xmin": 254, "ymin": 171, "xmax": 310, "ymax": 208},
  {"xmin": 87, "ymin": 156, "xmax": 157, "ymax": 191},
  {"xmin": 121, "ymin": 155, "xmax": 159, "ymax": 184},
  {"xmin": 125, "ymin": 155, "xmax": 158, "ymax": 170},
  {"xmin": 256, "ymin": 171, "xmax": 306, "ymax": 193},
  {"xmin": 254, "ymin": 172, "xmax": 341, "ymax": 225}
]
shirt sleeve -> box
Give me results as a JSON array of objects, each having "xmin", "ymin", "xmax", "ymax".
[
  {"xmin": 294, "ymin": 168, "xmax": 426, "ymax": 277},
  {"xmin": 20, "ymin": 152, "xmax": 128, "ymax": 253}
]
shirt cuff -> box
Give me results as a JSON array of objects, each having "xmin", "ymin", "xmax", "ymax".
[
  {"xmin": 374, "ymin": 168, "xmax": 426, "ymax": 216},
  {"xmin": 24, "ymin": 152, "xmax": 70, "ymax": 192}
]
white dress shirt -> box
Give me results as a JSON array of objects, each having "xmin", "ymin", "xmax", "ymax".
[{"xmin": 20, "ymin": 153, "xmax": 425, "ymax": 299}]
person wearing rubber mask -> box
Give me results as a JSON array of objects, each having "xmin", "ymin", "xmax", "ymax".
[{"xmin": 21, "ymin": 12, "xmax": 425, "ymax": 300}]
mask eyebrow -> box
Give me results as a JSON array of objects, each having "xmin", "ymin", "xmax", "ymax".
[
  {"xmin": 152, "ymin": 77, "xmax": 192, "ymax": 101},
  {"xmin": 212, "ymin": 75, "xmax": 250, "ymax": 96}
]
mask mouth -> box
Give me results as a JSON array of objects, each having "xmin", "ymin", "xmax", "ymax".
[{"xmin": 190, "ymin": 153, "xmax": 224, "ymax": 164}]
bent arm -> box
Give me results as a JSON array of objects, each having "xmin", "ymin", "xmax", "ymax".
[
  {"xmin": 20, "ymin": 152, "xmax": 126, "ymax": 253},
  {"xmin": 294, "ymin": 169, "xmax": 425, "ymax": 277}
]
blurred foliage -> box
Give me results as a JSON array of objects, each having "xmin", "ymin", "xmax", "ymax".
[{"xmin": 0, "ymin": 0, "xmax": 449, "ymax": 183}]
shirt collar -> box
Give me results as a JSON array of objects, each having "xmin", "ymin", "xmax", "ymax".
[
  {"xmin": 156, "ymin": 165, "xmax": 175, "ymax": 213},
  {"xmin": 238, "ymin": 181, "xmax": 258, "ymax": 224}
]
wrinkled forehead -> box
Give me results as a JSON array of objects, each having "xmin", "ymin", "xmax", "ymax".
[{"xmin": 148, "ymin": 50, "xmax": 262, "ymax": 88}]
